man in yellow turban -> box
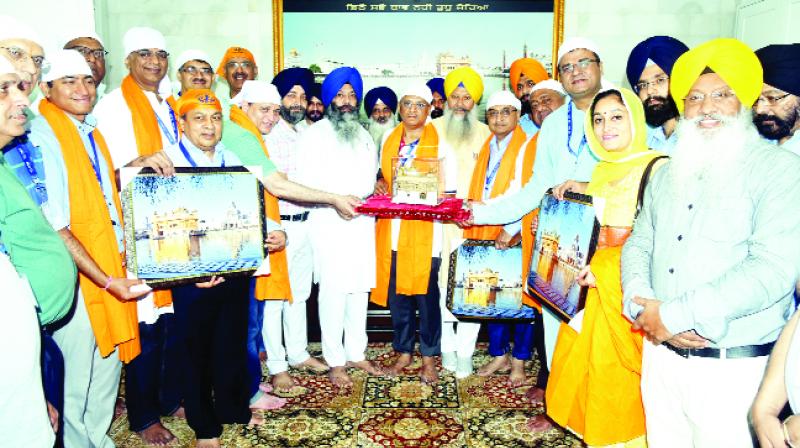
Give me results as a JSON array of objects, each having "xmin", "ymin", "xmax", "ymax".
[
  {"xmin": 509, "ymin": 57, "xmax": 550, "ymax": 136},
  {"xmin": 623, "ymin": 38, "xmax": 800, "ymax": 447}
]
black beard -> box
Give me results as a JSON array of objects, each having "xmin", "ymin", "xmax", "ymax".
[
  {"xmin": 280, "ymin": 105, "xmax": 306, "ymax": 124},
  {"xmin": 430, "ymin": 107, "xmax": 444, "ymax": 119},
  {"xmin": 643, "ymin": 95, "xmax": 680, "ymax": 127},
  {"xmin": 306, "ymin": 109, "xmax": 324, "ymax": 122},
  {"xmin": 754, "ymin": 110, "xmax": 799, "ymax": 141},
  {"xmin": 520, "ymin": 99, "xmax": 532, "ymax": 116}
]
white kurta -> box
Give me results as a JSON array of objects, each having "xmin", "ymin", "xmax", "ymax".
[{"xmin": 295, "ymin": 118, "xmax": 378, "ymax": 294}]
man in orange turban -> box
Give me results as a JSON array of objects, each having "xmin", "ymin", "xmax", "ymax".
[
  {"xmin": 509, "ymin": 57, "xmax": 550, "ymax": 136},
  {"xmin": 217, "ymin": 46, "xmax": 258, "ymax": 100}
]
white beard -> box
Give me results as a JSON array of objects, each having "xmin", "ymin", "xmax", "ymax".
[
  {"xmin": 367, "ymin": 116, "xmax": 397, "ymax": 149},
  {"xmin": 443, "ymin": 107, "xmax": 479, "ymax": 147}
]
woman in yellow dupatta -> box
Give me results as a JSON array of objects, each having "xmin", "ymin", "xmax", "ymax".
[{"xmin": 544, "ymin": 88, "xmax": 666, "ymax": 447}]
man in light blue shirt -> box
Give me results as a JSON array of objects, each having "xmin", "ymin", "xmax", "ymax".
[
  {"xmin": 509, "ymin": 58, "xmax": 550, "ymax": 138},
  {"xmin": 469, "ymin": 37, "xmax": 604, "ymax": 380},
  {"xmin": 754, "ymin": 44, "xmax": 800, "ymax": 157}
]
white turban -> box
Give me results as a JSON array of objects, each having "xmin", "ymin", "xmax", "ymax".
[
  {"xmin": 486, "ymin": 90, "xmax": 522, "ymax": 111},
  {"xmin": 232, "ymin": 80, "xmax": 281, "ymax": 106},
  {"xmin": 0, "ymin": 15, "xmax": 43, "ymax": 46},
  {"xmin": 122, "ymin": 27, "xmax": 166, "ymax": 59},
  {"xmin": 0, "ymin": 56, "xmax": 16, "ymax": 76},
  {"xmin": 557, "ymin": 37, "xmax": 601, "ymax": 63},
  {"xmin": 174, "ymin": 49, "xmax": 213, "ymax": 74},
  {"xmin": 399, "ymin": 81, "xmax": 433, "ymax": 104},
  {"xmin": 530, "ymin": 79, "xmax": 566, "ymax": 96},
  {"xmin": 41, "ymin": 50, "xmax": 92, "ymax": 82},
  {"xmin": 61, "ymin": 30, "xmax": 104, "ymax": 48}
]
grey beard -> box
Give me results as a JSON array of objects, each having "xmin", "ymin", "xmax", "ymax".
[
  {"xmin": 280, "ymin": 105, "xmax": 306, "ymax": 125},
  {"xmin": 327, "ymin": 103, "xmax": 361, "ymax": 144},
  {"xmin": 368, "ymin": 116, "xmax": 397, "ymax": 149},
  {"xmin": 443, "ymin": 107, "xmax": 479, "ymax": 147}
]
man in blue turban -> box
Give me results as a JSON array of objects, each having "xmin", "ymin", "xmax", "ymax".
[
  {"xmin": 364, "ymin": 86, "xmax": 398, "ymax": 149},
  {"xmin": 754, "ymin": 44, "xmax": 800, "ymax": 155},
  {"xmin": 426, "ymin": 77, "xmax": 445, "ymax": 118},
  {"xmin": 298, "ymin": 82, "xmax": 323, "ymax": 133},
  {"xmin": 272, "ymin": 67, "xmax": 314, "ymax": 127},
  {"xmin": 626, "ymin": 35, "xmax": 689, "ymax": 154}
]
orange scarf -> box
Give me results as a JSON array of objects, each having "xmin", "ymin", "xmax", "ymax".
[
  {"xmin": 39, "ymin": 99, "xmax": 141, "ymax": 362},
  {"xmin": 464, "ymin": 126, "xmax": 528, "ymax": 240},
  {"xmin": 229, "ymin": 106, "xmax": 292, "ymax": 301},
  {"xmin": 371, "ymin": 123, "xmax": 439, "ymax": 306},
  {"xmin": 120, "ymin": 75, "xmax": 173, "ymax": 308},
  {"xmin": 520, "ymin": 134, "xmax": 541, "ymax": 310}
]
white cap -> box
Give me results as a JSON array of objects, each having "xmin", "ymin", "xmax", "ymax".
[
  {"xmin": 122, "ymin": 27, "xmax": 166, "ymax": 59},
  {"xmin": 399, "ymin": 81, "xmax": 432, "ymax": 104},
  {"xmin": 0, "ymin": 56, "xmax": 16, "ymax": 76},
  {"xmin": 486, "ymin": 90, "xmax": 521, "ymax": 111},
  {"xmin": 557, "ymin": 37, "xmax": 601, "ymax": 63},
  {"xmin": 232, "ymin": 80, "xmax": 281, "ymax": 106},
  {"xmin": 530, "ymin": 79, "xmax": 566, "ymax": 96},
  {"xmin": 62, "ymin": 30, "xmax": 104, "ymax": 48},
  {"xmin": 0, "ymin": 15, "xmax": 43, "ymax": 45},
  {"xmin": 41, "ymin": 50, "xmax": 92, "ymax": 82},
  {"xmin": 174, "ymin": 49, "xmax": 213, "ymax": 74}
]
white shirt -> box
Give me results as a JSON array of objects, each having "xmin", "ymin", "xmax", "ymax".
[
  {"xmin": 264, "ymin": 119, "xmax": 310, "ymax": 217},
  {"xmin": 295, "ymin": 119, "xmax": 377, "ymax": 293}
]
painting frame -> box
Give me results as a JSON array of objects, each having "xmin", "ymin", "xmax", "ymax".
[
  {"xmin": 446, "ymin": 239, "xmax": 535, "ymax": 322},
  {"xmin": 121, "ymin": 166, "xmax": 268, "ymax": 288},
  {"xmin": 272, "ymin": 0, "xmax": 566, "ymax": 79},
  {"xmin": 527, "ymin": 191, "xmax": 599, "ymax": 321}
]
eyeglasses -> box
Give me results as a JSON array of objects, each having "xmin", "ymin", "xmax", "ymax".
[
  {"xmin": 180, "ymin": 66, "xmax": 213, "ymax": 75},
  {"xmin": 67, "ymin": 45, "xmax": 108, "ymax": 59},
  {"xmin": 134, "ymin": 49, "xmax": 169, "ymax": 60},
  {"xmin": 401, "ymin": 100, "xmax": 427, "ymax": 110},
  {"xmin": 225, "ymin": 61, "xmax": 254, "ymax": 70},
  {"xmin": 486, "ymin": 107, "xmax": 515, "ymax": 119},
  {"xmin": 635, "ymin": 76, "xmax": 669, "ymax": 93},
  {"xmin": 755, "ymin": 92, "xmax": 792, "ymax": 106},
  {"xmin": 558, "ymin": 58, "xmax": 599, "ymax": 75},
  {"xmin": 0, "ymin": 46, "xmax": 47, "ymax": 70},
  {"xmin": 683, "ymin": 89, "xmax": 737, "ymax": 105}
]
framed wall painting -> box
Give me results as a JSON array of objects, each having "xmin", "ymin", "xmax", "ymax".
[
  {"xmin": 272, "ymin": 0, "xmax": 565, "ymax": 99},
  {"xmin": 447, "ymin": 239, "xmax": 535, "ymax": 322},
  {"xmin": 121, "ymin": 167, "xmax": 268, "ymax": 288},
  {"xmin": 527, "ymin": 191, "xmax": 599, "ymax": 321}
]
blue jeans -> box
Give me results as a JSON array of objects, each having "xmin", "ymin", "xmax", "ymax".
[{"xmin": 487, "ymin": 322, "xmax": 534, "ymax": 360}]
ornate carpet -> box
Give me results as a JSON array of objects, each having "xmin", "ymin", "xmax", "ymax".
[{"xmin": 111, "ymin": 343, "xmax": 585, "ymax": 447}]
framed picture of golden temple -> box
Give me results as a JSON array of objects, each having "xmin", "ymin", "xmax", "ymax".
[
  {"xmin": 121, "ymin": 167, "xmax": 268, "ymax": 288},
  {"xmin": 527, "ymin": 191, "xmax": 599, "ymax": 321},
  {"xmin": 446, "ymin": 239, "xmax": 534, "ymax": 322}
]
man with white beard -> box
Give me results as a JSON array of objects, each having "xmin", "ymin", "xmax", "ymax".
[
  {"xmin": 621, "ymin": 38, "xmax": 800, "ymax": 447},
  {"xmin": 363, "ymin": 86, "xmax": 397, "ymax": 149},
  {"xmin": 294, "ymin": 67, "xmax": 384, "ymax": 387}
]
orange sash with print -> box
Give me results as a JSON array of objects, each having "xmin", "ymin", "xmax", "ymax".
[
  {"xmin": 464, "ymin": 126, "xmax": 527, "ymax": 240},
  {"xmin": 520, "ymin": 134, "xmax": 541, "ymax": 310},
  {"xmin": 39, "ymin": 99, "xmax": 141, "ymax": 362},
  {"xmin": 120, "ymin": 75, "xmax": 173, "ymax": 308},
  {"xmin": 229, "ymin": 105, "xmax": 292, "ymax": 301},
  {"xmin": 371, "ymin": 123, "xmax": 439, "ymax": 306}
]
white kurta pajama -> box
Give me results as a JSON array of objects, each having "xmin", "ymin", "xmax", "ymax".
[{"xmin": 295, "ymin": 118, "xmax": 377, "ymax": 368}]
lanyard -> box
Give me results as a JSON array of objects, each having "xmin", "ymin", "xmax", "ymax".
[
  {"xmin": 398, "ymin": 137, "xmax": 418, "ymax": 167},
  {"xmin": 566, "ymin": 102, "xmax": 587, "ymax": 162},
  {"xmin": 156, "ymin": 104, "xmax": 179, "ymax": 145},
  {"xmin": 15, "ymin": 141, "xmax": 48, "ymax": 204},
  {"xmin": 87, "ymin": 133, "xmax": 103, "ymax": 185},
  {"xmin": 484, "ymin": 144, "xmax": 506, "ymax": 198},
  {"xmin": 179, "ymin": 141, "xmax": 225, "ymax": 168}
]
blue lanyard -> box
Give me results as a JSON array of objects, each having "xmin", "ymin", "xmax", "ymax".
[
  {"xmin": 566, "ymin": 102, "xmax": 587, "ymax": 162},
  {"xmin": 484, "ymin": 145, "xmax": 506, "ymax": 197},
  {"xmin": 87, "ymin": 133, "xmax": 103, "ymax": 185},
  {"xmin": 179, "ymin": 141, "xmax": 225, "ymax": 168},
  {"xmin": 156, "ymin": 104, "xmax": 179, "ymax": 145},
  {"xmin": 15, "ymin": 141, "xmax": 48, "ymax": 204},
  {"xmin": 398, "ymin": 138, "xmax": 418, "ymax": 167}
]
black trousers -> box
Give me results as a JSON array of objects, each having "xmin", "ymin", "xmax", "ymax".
[
  {"xmin": 125, "ymin": 314, "xmax": 183, "ymax": 432},
  {"xmin": 532, "ymin": 308, "xmax": 549, "ymax": 387},
  {"xmin": 172, "ymin": 278, "xmax": 251, "ymax": 439},
  {"xmin": 387, "ymin": 254, "xmax": 442, "ymax": 357}
]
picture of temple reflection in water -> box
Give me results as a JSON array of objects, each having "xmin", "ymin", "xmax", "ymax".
[
  {"xmin": 449, "ymin": 241, "xmax": 534, "ymax": 320},
  {"xmin": 124, "ymin": 171, "xmax": 266, "ymax": 285},
  {"xmin": 528, "ymin": 194, "xmax": 597, "ymax": 318}
]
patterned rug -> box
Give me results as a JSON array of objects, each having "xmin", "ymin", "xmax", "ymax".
[{"xmin": 110, "ymin": 343, "xmax": 585, "ymax": 447}]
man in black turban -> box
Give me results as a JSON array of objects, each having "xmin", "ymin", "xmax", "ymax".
[{"xmin": 754, "ymin": 44, "xmax": 800, "ymax": 155}]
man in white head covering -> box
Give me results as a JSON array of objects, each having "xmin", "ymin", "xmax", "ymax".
[
  {"xmin": 0, "ymin": 15, "xmax": 46, "ymax": 97},
  {"xmin": 0, "ymin": 53, "xmax": 77, "ymax": 448},
  {"xmin": 528, "ymin": 80, "xmax": 566, "ymax": 128},
  {"xmin": 174, "ymin": 49, "xmax": 214, "ymax": 96},
  {"xmin": 63, "ymin": 31, "xmax": 108, "ymax": 98},
  {"xmin": 468, "ymin": 37, "xmax": 604, "ymax": 389}
]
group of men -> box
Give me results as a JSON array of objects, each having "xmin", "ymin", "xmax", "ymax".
[{"xmin": 2, "ymin": 13, "xmax": 800, "ymax": 448}]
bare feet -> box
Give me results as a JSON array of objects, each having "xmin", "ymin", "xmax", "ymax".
[
  {"xmin": 271, "ymin": 371, "xmax": 296, "ymax": 392},
  {"xmin": 259, "ymin": 382, "xmax": 273, "ymax": 394},
  {"xmin": 196, "ymin": 437, "xmax": 221, "ymax": 448},
  {"xmin": 509, "ymin": 358, "xmax": 527, "ymax": 386},
  {"xmin": 420, "ymin": 356, "xmax": 439, "ymax": 384},
  {"xmin": 385, "ymin": 353, "xmax": 413, "ymax": 377},
  {"xmin": 137, "ymin": 421, "xmax": 175, "ymax": 446},
  {"xmin": 248, "ymin": 412, "xmax": 265, "ymax": 426},
  {"xmin": 249, "ymin": 392, "xmax": 287, "ymax": 410},
  {"xmin": 477, "ymin": 355, "xmax": 511, "ymax": 376},
  {"xmin": 346, "ymin": 359, "xmax": 384, "ymax": 376},
  {"xmin": 171, "ymin": 406, "xmax": 186, "ymax": 419},
  {"xmin": 526, "ymin": 387, "xmax": 545, "ymax": 404},
  {"xmin": 527, "ymin": 414, "xmax": 554, "ymax": 432},
  {"xmin": 114, "ymin": 397, "xmax": 126, "ymax": 419},
  {"xmin": 293, "ymin": 356, "xmax": 330, "ymax": 373},
  {"xmin": 259, "ymin": 351, "xmax": 267, "ymax": 362},
  {"xmin": 329, "ymin": 366, "xmax": 353, "ymax": 387}
]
